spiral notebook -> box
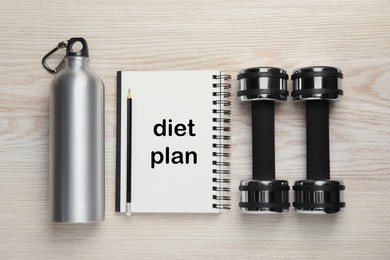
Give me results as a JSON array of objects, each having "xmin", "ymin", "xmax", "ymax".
[{"xmin": 116, "ymin": 71, "xmax": 231, "ymax": 213}]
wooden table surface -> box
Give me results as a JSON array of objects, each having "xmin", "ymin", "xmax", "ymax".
[{"xmin": 1, "ymin": 0, "xmax": 389, "ymax": 259}]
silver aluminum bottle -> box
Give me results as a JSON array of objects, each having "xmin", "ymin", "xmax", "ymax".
[{"xmin": 47, "ymin": 38, "xmax": 104, "ymax": 223}]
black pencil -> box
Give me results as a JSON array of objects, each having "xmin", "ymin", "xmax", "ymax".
[{"xmin": 126, "ymin": 89, "xmax": 132, "ymax": 214}]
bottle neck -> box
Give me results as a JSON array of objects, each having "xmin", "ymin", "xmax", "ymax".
[{"xmin": 64, "ymin": 56, "xmax": 89, "ymax": 70}]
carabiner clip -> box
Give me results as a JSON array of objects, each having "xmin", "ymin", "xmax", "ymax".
[{"xmin": 42, "ymin": 41, "xmax": 68, "ymax": 74}]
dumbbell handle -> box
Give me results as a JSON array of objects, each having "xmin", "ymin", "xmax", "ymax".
[
  {"xmin": 306, "ymin": 100, "xmax": 330, "ymax": 180},
  {"xmin": 252, "ymin": 101, "xmax": 275, "ymax": 180}
]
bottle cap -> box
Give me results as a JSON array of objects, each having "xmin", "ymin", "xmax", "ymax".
[{"xmin": 66, "ymin": 37, "xmax": 89, "ymax": 58}]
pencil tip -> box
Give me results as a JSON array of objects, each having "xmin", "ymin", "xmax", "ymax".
[
  {"xmin": 128, "ymin": 89, "xmax": 132, "ymax": 99},
  {"xmin": 126, "ymin": 203, "xmax": 132, "ymax": 216}
]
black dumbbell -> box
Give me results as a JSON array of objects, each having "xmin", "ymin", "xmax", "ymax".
[
  {"xmin": 237, "ymin": 67, "xmax": 290, "ymax": 213},
  {"xmin": 291, "ymin": 66, "xmax": 345, "ymax": 214}
]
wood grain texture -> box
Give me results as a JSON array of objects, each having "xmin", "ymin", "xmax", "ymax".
[{"xmin": 1, "ymin": 0, "xmax": 390, "ymax": 259}]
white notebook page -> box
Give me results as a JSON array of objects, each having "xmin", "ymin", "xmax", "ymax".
[{"xmin": 119, "ymin": 71, "xmax": 221, "ymax": 213}]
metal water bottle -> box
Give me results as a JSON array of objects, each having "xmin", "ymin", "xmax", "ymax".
[{"xmin": 43, "ymin": 37, "xmax": 105, "ymax": 223}]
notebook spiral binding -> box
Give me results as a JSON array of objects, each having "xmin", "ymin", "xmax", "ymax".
[{"xmin": 212, "ymin": 73, "xmax": 231, "ymax": 210}]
